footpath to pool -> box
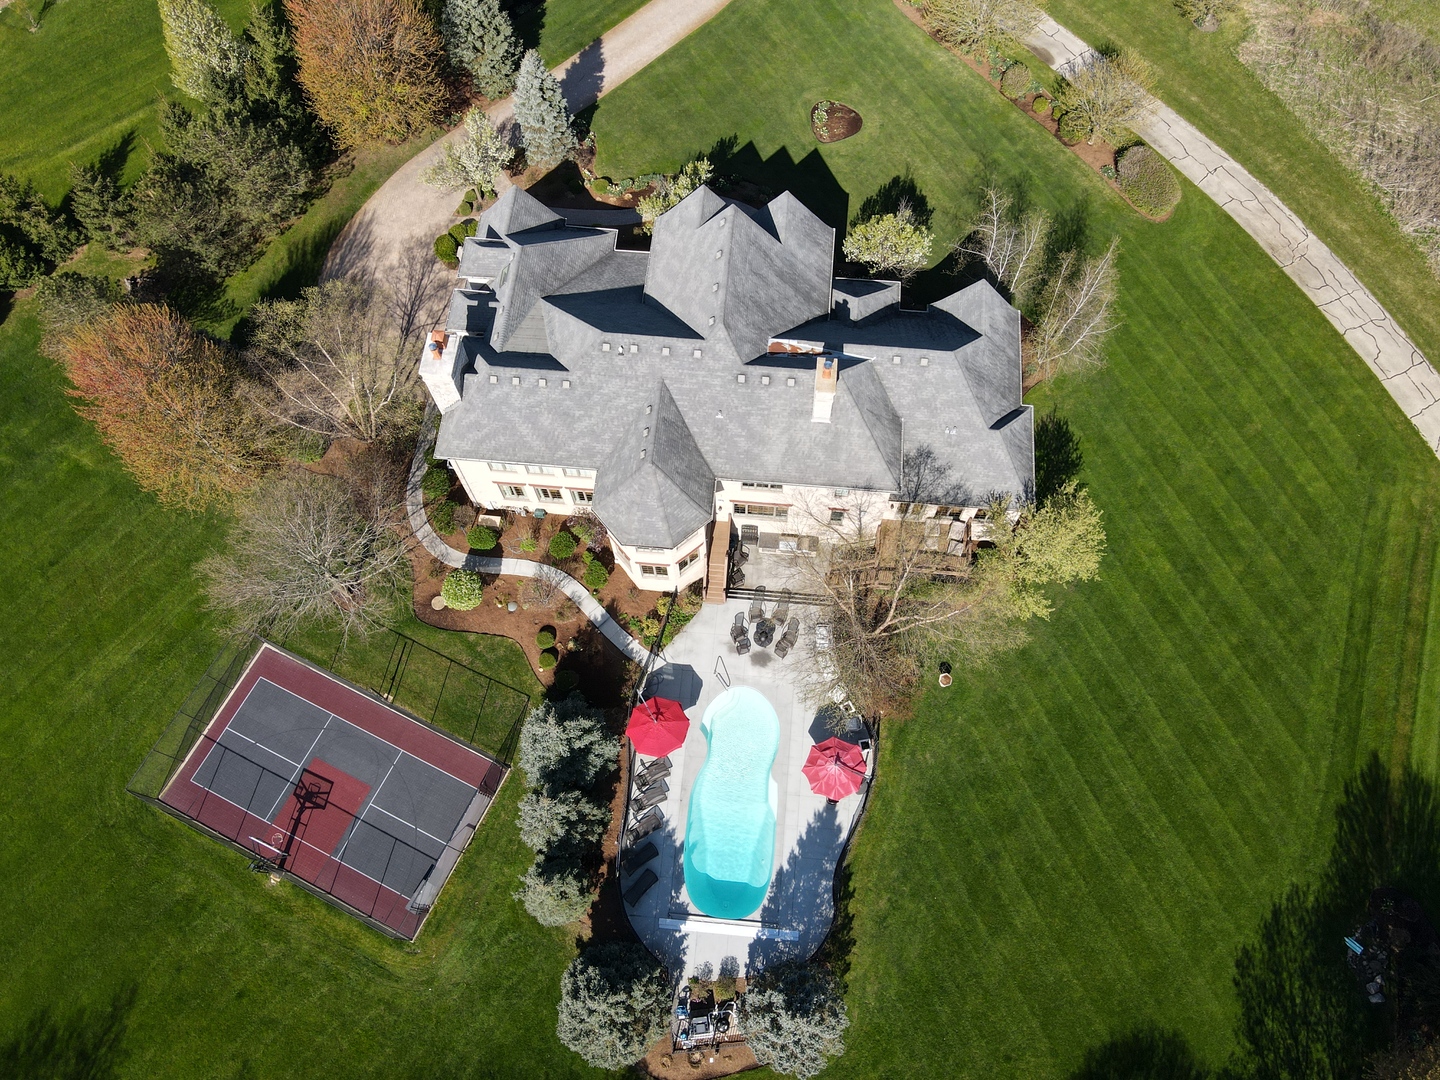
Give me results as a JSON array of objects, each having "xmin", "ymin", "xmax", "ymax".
[{"xmin": 406, "ymin": 408, "xmax": 653, "ymax": 667}]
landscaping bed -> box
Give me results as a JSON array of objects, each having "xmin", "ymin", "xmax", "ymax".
[{"xmin": 811, "ymin": 99, "xmax": 863, "ymax": 143}]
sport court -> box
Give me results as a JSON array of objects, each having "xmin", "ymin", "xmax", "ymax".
[{"xmin": 161, "ymin": 643, "xmax": 505, "ymax": 938}]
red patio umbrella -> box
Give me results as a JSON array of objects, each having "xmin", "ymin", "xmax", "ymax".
[
  {"xmin": 802, "ymin": 738, "xmax": 867, "ymax": 800},
  {"xmin": 626, "ymin": 696, "xmax": 690, "ymax": 757}
]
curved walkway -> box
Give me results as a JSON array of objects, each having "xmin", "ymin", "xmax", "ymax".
[
  {"xmin": 406, "ymin": 410, "xmax": 651, "ymax": 665},
  {"xmin": 324, "ymin": 0, "xmax": 735, "ymax": 284},
  {"xmin": 1024, "ymin": 17, "xmax": 1440, "ymax": 454}
]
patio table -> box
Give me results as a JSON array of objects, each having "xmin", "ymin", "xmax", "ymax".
[{"xmin": 754, "ymin": 619, "xmax": 776, "ymax": 648}]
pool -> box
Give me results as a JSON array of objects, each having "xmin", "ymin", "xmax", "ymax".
[{"xmin": 683, "ymin": 686, "xmax": 781, "ymax": 919}]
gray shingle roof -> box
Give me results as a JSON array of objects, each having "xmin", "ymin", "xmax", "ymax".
[
  {"xmin": 592, "ymin": 383, "xmax": 715, "ymax": 548},
  {"xmin": 432, "ymin": 187, "xmax": 1033, "ymax": 520}
]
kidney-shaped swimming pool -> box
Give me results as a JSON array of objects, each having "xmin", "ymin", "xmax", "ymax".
[{"xmin": 682, "ymin": 686, "xmax": 780, "ymax": 919}]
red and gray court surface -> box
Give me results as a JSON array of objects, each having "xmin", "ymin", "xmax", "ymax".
[{"xmin": 161, "ymin": 643, "xmax": 505, "ymax": 938}]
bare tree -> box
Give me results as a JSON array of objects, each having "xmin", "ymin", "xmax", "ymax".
[
  {"xmin": 247, "ymin": 278, "xmax": 425, "ymax": 442},
  {"xmin": 958, "ymin": 187, "xmax": 1050, "ymax": 308},
  {"xmin": 786, "ymin": 470, "xmax": 1105, "ymax": 715},
  {"xmin": 924, "ymin": 0, "xmax": 1042, "ymax": 53},
  {"xmin": 1026, "ymin": 238, "xmax": 1120, "ymax": 386},
  {"xmin": 201, "ymin": 468, "xmax": 410, "ymax": 641},
  {"xmin": 1055, "ymin": 51, "xmax": 1156, "ymax": 145}
]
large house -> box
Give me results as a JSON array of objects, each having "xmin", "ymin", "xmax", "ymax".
[{"xmin": 420, "ymin": 184, "xmax": 1034, "ymax": 594}]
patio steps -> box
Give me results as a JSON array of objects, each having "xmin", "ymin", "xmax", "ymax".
[
  {"xmin": 726, "ymin": 586, "xmax": 829, "ymax": 606},
  {"xmin": 705, "ymin": 518, "xmax": 730, "ymax": 604}
]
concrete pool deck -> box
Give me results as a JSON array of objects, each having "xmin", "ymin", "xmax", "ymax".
[{"xmin": 622, "ymin": 598, "xmax": 869, "ymax": 977}]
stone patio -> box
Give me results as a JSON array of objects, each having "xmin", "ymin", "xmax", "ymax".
[{"xmin": 621, "ymin": 597, "xmax": 869, "ymax": 977}]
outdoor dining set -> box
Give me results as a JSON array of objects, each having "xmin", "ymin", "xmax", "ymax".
[{"xmin": 731, "ymin": 587, "xmax": 800, "ymax": 657}]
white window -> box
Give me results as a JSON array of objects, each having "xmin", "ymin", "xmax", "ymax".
[
  {"xmin": 525, "ymin": 465, "xmax": 555, "ymax": 475},
  {"xmin": 500, "ymin": 484, "xmax": 527, "ymax": 499},
  {"xmin": 571, "ymin": 489, "xmax": 594, "ymax": 503},
  {"xmin": 535, "ymin": 487, "xmax": 563, "ymax": 502},
  {"xmin": 489, "ymin": 462, "xmax": 516, "ymax": 473},
  {"xmin": 741, "ymin": 482, "xmax": 784, "ymax": 490},
  {"xmin": 562, "ymin": 467, "xmax": 588, "ymax": 477},
  {"xmin": 640, "ymin": 564, "xmax": 669, "ymax": 577},
  {"xmin": 832, "ymin": 488, "xmax": 850, "ymax": 496},
  {"xmin": 678, "ymin": 549, "xmax": 701, "ymax": 572},
  {"xmin": 734, "ymin": 503, "xmax": 789, "ymax": 519}
]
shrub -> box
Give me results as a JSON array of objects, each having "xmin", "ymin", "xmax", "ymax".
[
  {"xmin": 538, "ymin": 649, "xmax": 558, "ymax": 669},
  {"xmin": 467, "ymin": 523, "xmax": 498, "ymax": 550},
  {"xmin": 441, "ymin": 568, "xmax": 485, "ymax": 609},
  {"xmin": 583, "ymin": 558, "xmax": 609, "ymax": 591},
  {"xmin": 1000, "ymin": 61, "xmax": 1032, "ymax": 99},
  {"xmin": 553, "ymin": 669, "xmax": 580, "ymax": 694},
  {"xmin": 548, "ymin": 531, "xmax": 577, "ymax": 560},
  {"xmin": 434, "ymin": 232, "xmax": 459, "ymax": 266},
  {"xmin": 455, "ymin": 199, "xmax": 474, "ymax": 215},
  {"xmin": 431, "ymin": 499, "xmax": 457, "ymax": 534},
  {"xmin": 447, "ymin": 218, "xmax": 477, "ymax": 243},
  {"xmin": 1115, "ymin": 144, "xmax": 1181, "ymax": 216},
  {"xmin": 536, "ymin": 628, "xmax": 556, "ymax": 648},
  {"xmin": 1033, "ymin": 95, "xmax": 1052, "ymax": 114},
  {"xmin": 569, "ymin": 520, "xmax": 594, "ymax": 546},
  {"xmin": 519, "ymin": 536, "xmax": 538, "ymax": 553},
  {"xmin": 743, "ymin": 961, "xmax": 850, "ymax": 1078},
  {"xmin": 842, "ymin": 204, "xmax": 932, "ymax": 280},
  {"xmin": 1057, "ymin": 106, "xmax": 1091, "ymax": 143},
  {"xmin": 422, "ymin": 463, "xmax": 452, "ymax": 501},
  {"xmin": 515, "ymin": 854, "xmax": 591, "ymax": 926},
  {"xmin": 556, "ymin": 941, "xmax": 671, "ymax": 1069}
]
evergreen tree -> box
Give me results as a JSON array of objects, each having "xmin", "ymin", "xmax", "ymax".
[
  {"xmin": 742, "ymin": 961, "xmax": 850, "ymax": 1079},
  {"xmin": 68, "ymin": 163, "xmax": 133, "ymax": 251},
  {"xmin": 0, "ymin": 173, "xmax": 80, "ymax": 288},
  {"xmin": 512, "ymin": 49, "xmax": 574, "ymax": 172},
  {"xmin": 158, "ymin": 0, "xmax": 248, "ymax": 100},
  {"xmin": 556, "ymin": 942, "xmax": 670, "ymax": 1069},
  {"xmin": 440, "ymin": 0, "xmax": 520, "ymax": 99}
]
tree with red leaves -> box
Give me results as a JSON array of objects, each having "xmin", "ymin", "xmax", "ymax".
[{"xmin": 58, "ymin": 304, "xmax": 266, "ymax": 508}]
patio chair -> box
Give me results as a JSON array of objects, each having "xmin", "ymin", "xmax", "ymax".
[
  {"xmin": 774, "ymin": 632, "xmax": 795, "ymax": 659},
  {"xmin": 773, "ymin": 590, "xmax": 792, "ymax": 627},
  {"xmin": 635, "ymin": 761, "xmax": 671, "ymax": 787},
  {"xmin": 626, "ymin": 806, "xmax": 664, "ymax": 845},
  {"xmin": 748, "ymin": 585, "xmax": 767, "ymax": 621},
  {"xmin": 735, "ymin": 634, "xmax": 751, "ymax": 656},
  {"xmin": 621, "ymin": 839, "xmax": 658, "ymax": 876},
  {"xmin": 730, "ymin": 611, "xmax": 748, "ymax": 642},
  {"xmin": 623, "ymin": 867, "xmax": 659, "ymax": 908}
]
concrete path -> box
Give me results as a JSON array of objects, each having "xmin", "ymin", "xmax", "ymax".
[
  {"xmin": 406, "ymin": 410, "xmax": 651, "ymax": 665},
  {"xmin": 1024, "ymin": 17, "xmax": 1440, "ymax": 454},
  {"xmin": 324, "ymin": 0, "xmax": 734, "ymax": 283}
]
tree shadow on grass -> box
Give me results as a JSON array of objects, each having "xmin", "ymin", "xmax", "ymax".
[
  {"xmin": 1226, "ymin": 755, "xmax": 1440, "ymax": 1079},
  {"xmin": 0, "ymin": 986, "xmax": 135, "ymax": 1080},
  {"xmin": 854, "ymin": 170, "xmax": 933, "ymax": 228},
  {"xmin": 1035, "ymin": 408, "xmax": 1084, "ymax": 505},
  {"xmin": 509, "ymin": 0, "xmax": 546, "ymax": 54},
  {"xmin": 1069, "ymin": 1028, "xmax": 1209, "ymax": 1080}
]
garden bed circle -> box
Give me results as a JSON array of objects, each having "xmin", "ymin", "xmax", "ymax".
[{"xmin": 811, "ymin": 100, "xmax": 862, "ymax": 143}]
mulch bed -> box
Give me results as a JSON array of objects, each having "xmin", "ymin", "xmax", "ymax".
[
  {"xmin": 811, "ymin": 100, "xmax": 863, "ymax": 143},
  {"xmin": 891, "ymin": 0, "xmax": 1174, "ymax": 222}
]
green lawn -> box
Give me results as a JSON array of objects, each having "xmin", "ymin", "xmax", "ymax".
[
  {"xmin": 592, "ymin": 0, "xmax": 1440, "ymax": 1073},
  {"xmin": 534, "ymin": 0, "xmax": 650, "ymax": 67},
  {"xmin": 0, "ymin": 307, "xmax": 603, "ymax": 1078},
  {"xmin": 1040, "ymin": 0, "xmax": 1440, "ymax": 375}
]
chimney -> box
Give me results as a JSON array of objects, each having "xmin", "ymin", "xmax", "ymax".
[
  {"xmin": 419, "ymin": 330, "xmax": 463, "ymax": 413},
  {"xmin": 812, "ymin": 355, "xmax": 837, "ymax": 423}
]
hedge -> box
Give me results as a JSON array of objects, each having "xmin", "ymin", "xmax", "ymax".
[
  {"xmin": 1116, "ymin": 145, "xmax": 1181, "ymax": 216},
  {"xmin": 422, "ymin": 464, "xmax": 451, "ymax": 501},
  {"xmin": 431, "ymin": 499, "xmax": 457, "ymax": 534}
]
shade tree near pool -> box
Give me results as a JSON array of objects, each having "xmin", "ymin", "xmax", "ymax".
[
  {"xmin": 742, "ymin": 959, "xmax": 850, "ymax": 1079},
  {"xmin": 512, "ymin": 696, "xmax": 615, "ymax": 926},
  {"xmin": 556, "ymin": 940, "xmax": 671, "ymax": 1069}
]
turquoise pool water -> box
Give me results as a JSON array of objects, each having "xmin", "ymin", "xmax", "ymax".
[{"xmin": 683, "ymin": 686, "xmax": 780, "ymax": 919}]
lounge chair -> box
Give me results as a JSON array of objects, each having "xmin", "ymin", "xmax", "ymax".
[
  {"xmin": 633, "ymin": 787, "xmax": 668, "ymax": 814},
  {"xmin": 623, "ymin": 867, "xmax": 658, "ymax": 908},
  {"xmin": 635, "ymin": 761, "xmax": 671, "ymax": 787},
  {"xmin": 642, "ymin": 755, "xmax": 672, "ymax": 771},
  {"xmin": 748, "ymin": 586, "xmax": 767, "ymax": 621},
  {"xmin": 621, "ymin": 839, "xmax": 658, "ymax": 876},
  {"xmin": 626, "ymin": 806, "xmax": 664, "ymax": 844}
]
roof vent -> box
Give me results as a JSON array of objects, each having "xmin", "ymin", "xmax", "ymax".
[
  {"xmin": 761, "ymin": 375, "xmax": 771, "ymax": 386},
  {"xmin": 562, "ymin": 379, "xmax": 572, "ymax": 389},
  {"xmin": 511, "ymin": 376, "xmax": 520, "ymax": 386},
  {"xmin": 920, "ymin": 356, "xmax": 930, "ymax": 366},
  {"xmin": 489, "ymin": 374, "xmax": 499, "ymax": 384},
  {"xmin": 602, "ymin": 342, "xmax": 611, "ymax": 352},
  {"xmin": 643, "ymin": 427, "xmax": 650, "ymax": 438},
  {"xmin": 630, "ymin": 343, "xmax": 639, "ymax": 354},
  {"xmin": 737, "ymin": 374, "xmax": 746, "ymax": 384},
  {"xmin": 640, "ymin": 447, "xmax": 647, "ymax": 459},
  {"xmin": 813, "ymin": 355, "xmax": 837, "ymax": 424},
  {"xmin": 538, "ymin": 377, "xmax": 547, "ymax": 387},
  {"xmin": 892, "ymin": 355, "xmax": 902, "ymax": 365},
  {"xmin": 662, "ymin": 346, "xmax": 671, "ymax": 356},
  {"xmin": 645, "ymin": 403, "xmax": 653, "ymax": 414},
  {"xmin": 693, "ymin": 348, "xmax": 703, "ymax": 359},
  {"xmin": 787, "ymin": 377, "xmax": 796, "ymax": 387}
]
